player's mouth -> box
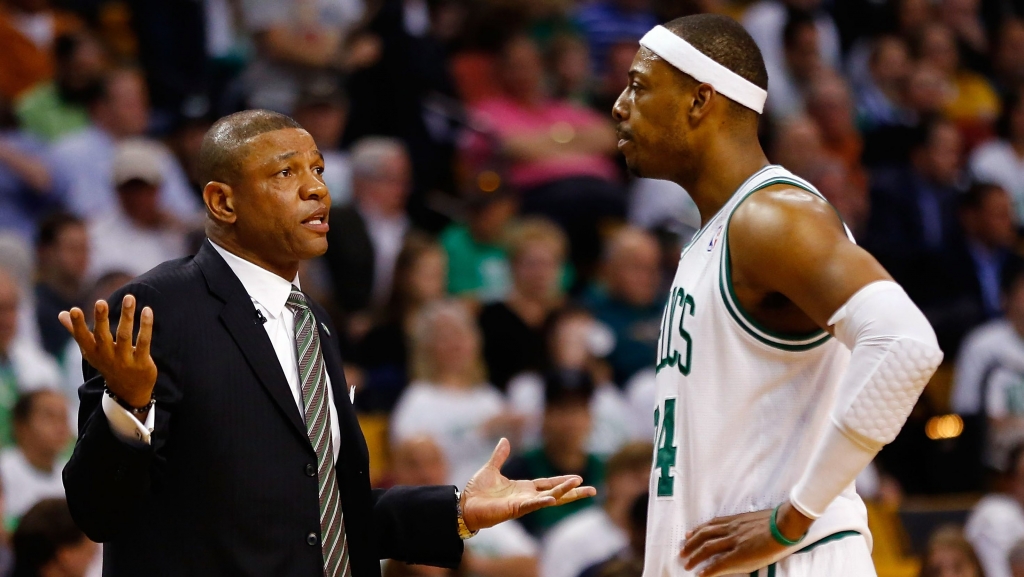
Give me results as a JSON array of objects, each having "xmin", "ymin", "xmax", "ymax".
[
  {"xmin": 616, "ymin": 127, "xmax": 633, "ymax": 151},
  {"xmin": 301, "ymin": 207, "xmax": 329, "ymax": 233}
]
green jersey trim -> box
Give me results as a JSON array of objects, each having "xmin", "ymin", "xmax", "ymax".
[
  {"xmin": 718, "ymin": 177, "xmax": 833, "ymax": 352},
  {"xmin": 679, "ymin": 165, "xmax": 776, "ymax": 260}
]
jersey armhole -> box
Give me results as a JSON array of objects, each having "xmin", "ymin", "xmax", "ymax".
[{"xmin": 717, "ymin": 178, "xmax": 834, "ymax": 352}]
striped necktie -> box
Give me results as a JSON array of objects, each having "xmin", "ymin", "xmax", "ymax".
[{"xmin": 286, "ymin": 287, "xmax": 350, "ymax": 577}]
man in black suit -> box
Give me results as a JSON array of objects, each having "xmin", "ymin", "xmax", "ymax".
[{"xmin": 58, "ymin": 110, "xmax": 594, "ymax": 577}]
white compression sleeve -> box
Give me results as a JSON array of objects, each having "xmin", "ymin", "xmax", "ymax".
[{"xmin": 790, "ymin": 281, "xmax": 943, "ymax": 518}]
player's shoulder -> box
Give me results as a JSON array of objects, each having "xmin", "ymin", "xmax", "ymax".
[{"xmin": 729, "ymin": 183, "xmax": 846, "ymax": 250}]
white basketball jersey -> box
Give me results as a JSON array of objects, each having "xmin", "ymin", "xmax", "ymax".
[{"xmin": 643, "ymin": 165, "xmax": 871, "ymax": 577}]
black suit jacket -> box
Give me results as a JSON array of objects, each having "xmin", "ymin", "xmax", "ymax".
[{"xmin": 63, "ymin": 241, "xmax": 463, "ymax": 576}]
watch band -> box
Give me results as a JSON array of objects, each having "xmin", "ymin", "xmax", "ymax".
[{"xmin": 455, "ymin": 489, "xmax": 478, "ymax": 540}]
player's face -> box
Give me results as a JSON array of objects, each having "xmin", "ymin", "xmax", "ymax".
[
  {"xmin": 612, "ymin": 48, "xmax": 691, "ymax": 180},
  {"xmin": 231, "ymin": 128, "xmax": 331, "ymax": 266}
]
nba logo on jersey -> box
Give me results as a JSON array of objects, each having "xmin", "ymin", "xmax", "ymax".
[{"xmin": 706, "ymin": 225, "xmax": 724, "ymax": 252}]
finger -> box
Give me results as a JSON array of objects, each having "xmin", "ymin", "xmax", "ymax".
[
  {"xmin": 61, "ymin": 308, "xmax": 96, "ymax": 353},
  {"xmin": 682, "ymin": 536, "xmax": 734, "ymax": 570},
  {"xmin": 532, "ymin": 475, "xmax": 581, "ymax": 491},
  {"xmin": 698, "ymin": 554, "xmax": 740, "ymax": 577},
  {"xmin": 552, "ymin": 486, "xmax": 597, "ymax": 505},
  {"xmin": 115, "ymin": 294, "xmax": 136, "ymax": 358},
  {"xmin": 540, "ymin": 475, "xmax": 581, "ymax": 504},
  {"xmin": 134, "ymin": 306, "xmax": 154, "ymax": 359},
  {"xmin": 681, "ymin": 523, "xmax": 731, "ymax": 557},
  {"xmin": 515, "ymin": 496, "xmax": 557, "ymax": 516},
  {"xmin": 93, "ymin": 300, "xmax": 112, "ymax": 347},
  {"xmin": 485, "ymin": 437, "xmax": 511, "ymax": 470}
]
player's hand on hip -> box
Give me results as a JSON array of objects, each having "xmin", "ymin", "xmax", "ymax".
[
  {"xmin": 681, "ymin": 502, "xmax": 810, "ymax": 577},
  {"xmin": 460, "ymin": 438, "xmax": 597, "ymax": 532},
  {"xmin": 59, "ymin": 294, "xmax": 157, "ymax": 408}
]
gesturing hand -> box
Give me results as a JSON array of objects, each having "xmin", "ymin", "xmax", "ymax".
[
  {"xmin": 460, "ymin": 438, "xmax": 597, "ymax": 532},
  {"xmin": 58, "ymin": 295, "xmax": 157, "ymax": 408},
  {"xmin": 680, "ymin": 502, "xmax": 812, "ymax": 577}
]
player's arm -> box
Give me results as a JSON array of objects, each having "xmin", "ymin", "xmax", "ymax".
[{"xmin": 681, "ymin": 187, "xmax": 943, "ymax": 576}]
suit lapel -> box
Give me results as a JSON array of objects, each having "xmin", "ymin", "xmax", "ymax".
[{"xmin": 195, "ymin": 243, "xmax": 311, "ymax": 444}]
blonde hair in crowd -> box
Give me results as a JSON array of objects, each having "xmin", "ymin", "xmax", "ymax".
[
  {"xmin": 409, "ymin": 300, "xmax": 488, "ymax": 384},
  {"xmin": 506, "ymin": 217, "xmax": 569, "ymax": 263}
]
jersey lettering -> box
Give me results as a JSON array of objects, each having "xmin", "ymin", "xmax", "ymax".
[
  {"xmin": 657, "ymin": 287, "xmax": 696, "ymax": 375},
  {"xmin": 654, "ymin": 398, "xmax": 677, "ymax": 497}
]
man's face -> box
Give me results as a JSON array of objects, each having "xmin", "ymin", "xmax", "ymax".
[
  {"xmin": 786, "ymin": 26, "xmax": 822, "ymax": 81},
  {"xmin": 118, "ymin": 181, "xmax": 162, "ymax": 228},
  {"xmin": 17, "ymin": 392, "xmax": 71, "ymax": 458},
  {"xmin": 0, "ymin": 276, "xmax": 19, "ymax": 354},
  {"xmin": 99, "ymin": 73, "xmax": 149, "ymax": 137},
  {"xmin": 542, "ymin": 401, "xmax": 591, "ymax": 454},
  {"xmin": 231, "ymin": 128, "xmax": 331, "ymax": 265},
  {"xmin": 500, "ymin": 37, "xmax": 546, "ymax": 101},
  {"xmin": 608, "ymin": 237, "xmax": 661, "ymax": 306},
  {"xmin": 613, "ymin": 48, "xmax": 691, "ymax": 180},
  {"xmin": 916, "ymin": 123, "xmax": 962, "ymax": 185},
  {"xmin": 391, "ymin": 438, "xmax": 448, "ymax": 486},
  {"xmin": 355, "ymin": 152, "xmax": 411, "ymax": 216},
  {"xmin": 40, "ymin": 224, "xmax": 89, "ymax": 285},
  {"xmin": 963, "ymin": 188, "xmax": 1017, "ymax": 248},
  {"xmin": 512, "ymin": 242, "xmax": 562, "ymax": 299}
]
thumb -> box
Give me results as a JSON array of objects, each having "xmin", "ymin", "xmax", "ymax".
[{"xmin": 486, "ymin": 437, "xmax": 511, "ymax": 470}]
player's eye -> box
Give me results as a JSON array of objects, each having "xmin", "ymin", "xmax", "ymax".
[
  {"xmin": 314, "ymin": 166, "xmax": 325, "ymax": 175},
  {"xmin": 278, "ymin": 168, "xmax": 291, "ymax": 177}
]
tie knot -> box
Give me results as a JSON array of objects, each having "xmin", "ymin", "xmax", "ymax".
[{"xmin": 286, "ymin": 286, "xmax": 308, "ymax": 311}]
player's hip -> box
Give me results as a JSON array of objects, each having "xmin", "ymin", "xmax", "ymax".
[{"xmin": 751, "ymin": 532, "xmax": 876, "ymax": 577}]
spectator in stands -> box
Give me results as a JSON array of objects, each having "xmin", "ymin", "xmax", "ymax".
[
  {"xmin": 0, "ymin": 390, "xmax": 69, "ymax": 525},
  {"xmin": 15, "ymin": 31, "xmax": 107, "ymax": 142},
  {"xmin": 48, "ymin": 68, "xmax": 200, "ymax": 221},
  {"xmin": 805, "ymin": 158, "xmax": 871, "ymax": 237},
  {"xmin": 576, "ymin": 492, "xmax": 647, "ymax": 577},
  {"xmin": 353, "ymin": 234, "xmax": 447, "ymax": 412},
  {"xmin": 548, "ymin": 35, "xmax": 593, "ymax": 105},
  {"xmin": 86, "ymin": 140, "xmax": 190, "ymax": 279},
  {"xmin": 0, "ymin": 0, "xmax": 82, "ymax": 100},
  {"xmin": 503, "ymin": 369, "xmax": 604, "ymax": 537},
  {"xmin": 33, "ymin": 213, "xmax": 87, "ymax": 359},
  {"xmin": 441, "ymin": 184, "xmax": 516, "ymax": 302},
  {"xmin": 391, "ymin": 301, "xmax": 520, "ymax": 486},
  {"xmin": 390, "ymin": 436, "xmax": 540, "ymax": 577},
  {"xmin": 583, "ymin": 228, "xmax": 662, "ymax": 386},
  {"xmin": 970, "ymin": 92, "xmax": 1024, "ymax": 223},
  {"xmin": 469, "ymin": 34, "xmax": 623, "ymax": 278},
  {"xmin": 238, "ymin": 0, "xmax": 376, "ymax": 113},
  {"xmin": 540, "ymin": 442, "xmax": 651, "ymax": 577},
  {"xmin": 764, "ymin": 11, "xmax": 826, "ymax": 121},
  {"xmin": 855, "ymin": 35, "xmax": 913, "ymax": 131},
  {"xmin": 921, "ymin": 525, "xmax": 985, "ymax": 577},
  {"xmin": 291, "ymin": 77, "xmax": 352, "ymax": 205},
  {"xmin": 864, "ymin": 118, "xmax": 964, "ymax": 296},
  {"xmin": 591, "ymin": 39, "xmax": 644, "ymax": 116},
  {"xmin": 0, "ymin": 268, "xmax": 61, "ymax": 446},
  {"xmin": 480, "ymin": 219, "xmax": 567, "ymax": 391},
  {"xmin": 507, "ymin": 308, "xmax": 634, "ymax": 457},
  {"xmin": 770, "ymin": 115, "xmax": 827, "ymax": 180},
  {"xmin": 993, "ymin": 19, "xmax": 1024, "ymax": 96},
  {"xmin": 325, "ymin": 137, "xmax": 412, "ymax": 330},
  {"xmin": 967, "ymin": 443, "xmax": 1024, "ymax": 577},
  {"xmin": 937, "ymin": 0, "xmax": 989, "ymax": 75},
  {"xmin": 805, "ymin": 74, "xmax": 868, "ymax": 193},
  {"xmin": 0, "ymin": 95, "xmax": 56, "ymax": 242},
  {"xmin": 915, "ymin": 22, "xmax": 1000, "ymax": 139},
  {"xmin": 11, "ymin": 498, "xmax": 97, "ymax": 577},
  {"xmin": 572, "ymin": 0, "xmax": 656, "ymax": 74},
  {"xmin": 863, "ymin": 62, "xmax": 949, "ymax": 167}
]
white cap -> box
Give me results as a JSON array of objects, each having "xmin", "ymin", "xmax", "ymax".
[{"xmin": 112, "ymin": 139, "xmax": 164, "ymax": 188}]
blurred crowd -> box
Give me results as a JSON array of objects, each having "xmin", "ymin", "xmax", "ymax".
[{"xmin": 3, "ymin": 0, "xmax": 1024, "ymax": 575}]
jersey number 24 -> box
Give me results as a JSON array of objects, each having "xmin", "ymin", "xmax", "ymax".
[{"xmin": 654, "ymin": 398, "xmax": 677, "ymax": 497}]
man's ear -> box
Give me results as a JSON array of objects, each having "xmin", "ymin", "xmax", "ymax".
[
  {"xmin": 688, "ymin": 83, "xmax": 716, "ymax": 124},
  {"xmin": 203, "ymin": 181, "xmax": 237, "ymax": 225}
]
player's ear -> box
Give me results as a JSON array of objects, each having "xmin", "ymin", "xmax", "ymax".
[
  {"xmin": 203, "ymin": 181, "xmax": 237, "ymax": 225},
  {"xmin": 689, "ymin": 83, "xmax": 715, "ymax": 124}
]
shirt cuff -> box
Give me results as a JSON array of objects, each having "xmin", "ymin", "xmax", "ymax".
[{"xmin": 101, "ymin": 393, "xmax": 155, "ymax": 446}]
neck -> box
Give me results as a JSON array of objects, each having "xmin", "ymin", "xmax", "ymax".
[
  {"xmin": 546, "ymin": 445, "xmax": 586, "ymax": 473},
  {"xmin": 210, "ymin": 235, "xmax": 299, "ymax": 281},
  {"xmin": 603, "ymin": 495, "xmax": 630, "ymax": 531},
  {"xmin": 507, "ymin": 290, "xmax": 555, "ymax": 327},
  {"xmin": 436, "ymin": 372, "xmax": 473, "ymax": 388},
  {"xmin": 22, "ymin": 446, "xmax": 56, "ymax": 474},
  {"xmin": 672, "ymin": 135, "xmax": 769, "ymax": 227},
  {"xmin": 39, "ymin": 270, "xmax": 79, "ymax": 301}
]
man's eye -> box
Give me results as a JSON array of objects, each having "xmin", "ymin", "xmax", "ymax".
[
  {"xmin": 314, "ymin": 166, "xmax": 325, "ymax": 175},
  {"xmin": 279, "ymin": 168, "xmax": 291, "ymax": 177}
]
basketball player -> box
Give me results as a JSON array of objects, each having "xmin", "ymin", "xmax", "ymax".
[{"xmin": 614, "ymin": 15, "xmax": 943, "ymax": 577}]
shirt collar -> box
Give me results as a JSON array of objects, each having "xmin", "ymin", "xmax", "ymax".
[{"xmin": 209, "ymin": 240, "xmax": 300, "ymax": 319}]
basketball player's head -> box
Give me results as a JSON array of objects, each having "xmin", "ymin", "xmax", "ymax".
[{"xmin": 612, "ymin": 14, "xmax": 768, "ymax": 181}]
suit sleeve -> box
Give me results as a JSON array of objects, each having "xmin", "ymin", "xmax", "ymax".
[
  {"xmin": 62, "ymin": 281, "xmax": 183, "ymax": 543},
  {"xmin": 370, "ymin": 485, "xmax": 464, "ymax": 568}
]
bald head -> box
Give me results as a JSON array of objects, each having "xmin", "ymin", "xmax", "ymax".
[
  {"xmin": 663, "ymin": 14, "xmax": 769, "ymax": 96},
  {"xmin": 198, "ymin": 110, "xmax": 303, "ymax": 186}
]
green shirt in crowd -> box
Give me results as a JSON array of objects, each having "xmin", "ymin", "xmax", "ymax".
[
  {"xmin": 15, "ymin": 82, "xmax": 90, "ymax": 143},
  {"xmin": 440, "ymin": 225, "xmax": 511, "ymax": 302}
]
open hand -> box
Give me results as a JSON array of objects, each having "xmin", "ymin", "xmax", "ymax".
[
  {"xmin": 460, "ymin": 438, "xmax": 596, "ymax": 532},
  {"xmin": 680, "ymin": 502, "xmax": 811, "ymax": 577},
  {"xmin": 58, "ymin": 295, "xmax": 157, "ymax": 408}
]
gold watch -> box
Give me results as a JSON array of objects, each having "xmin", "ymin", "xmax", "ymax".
[{"xmin": 455, "ymin": 489, "xmax": 478, "ymax": 540}]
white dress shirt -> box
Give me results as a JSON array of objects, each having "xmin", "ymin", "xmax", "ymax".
[{"xmin": 104, "ymin": 240, "xmax": 342, "ymax": 463}]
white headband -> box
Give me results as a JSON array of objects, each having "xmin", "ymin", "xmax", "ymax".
[{"xmin": 639, "ymin": 25, "xmax": 767, "ymax": 114}]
